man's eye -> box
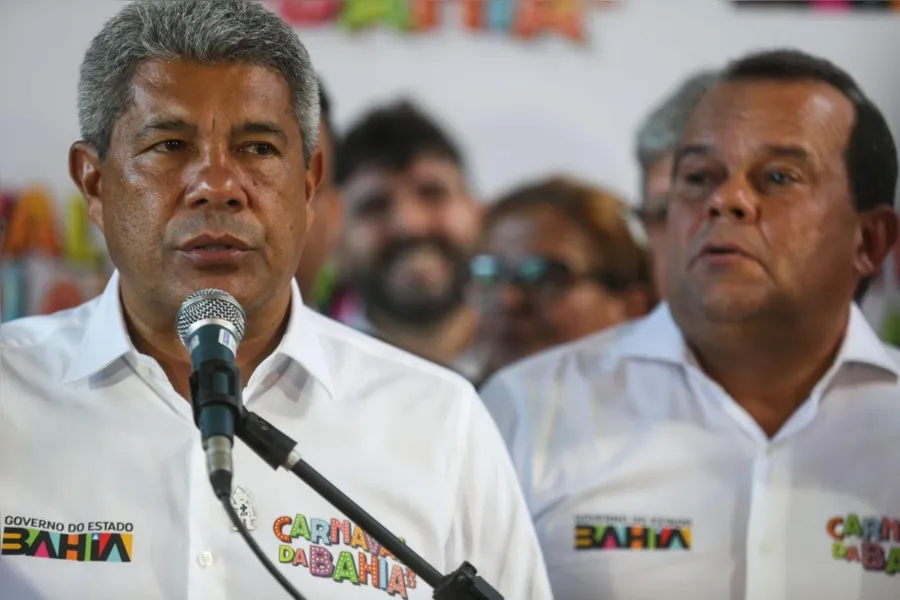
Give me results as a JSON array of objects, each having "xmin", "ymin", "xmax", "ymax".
[
  {"xmin": 242, "ymin": 143, "xmax": 279, "ymax": 157},
  {"xmin": 767, "ymin": 170, "xmax": 794, "ymax": 185},
  {"xmin": 156, "ymin": 140, "xmax": 187, "ymax": 152},
  {"xmin": 685, "ymin": 171, "xmax": 710, "ymax": 186}
]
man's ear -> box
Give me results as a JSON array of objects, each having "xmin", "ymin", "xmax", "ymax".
[
  {"xmin": 304, "ymin": 147, "xmax": 324, "ymax": 233},
  {"xmin": 69, "ymin": 142, "xmax": 105, "ymax": 234},
  {"xmin": 856, "ymin": 205, "xmax": 899, "ymax": 279},
  {"xmin": 324, "ymin": 190, "xmax": 345, "ymax": 250},
  {"xmin": 305, "ymin": 147, "xmax": 324, "ymax": 204}
]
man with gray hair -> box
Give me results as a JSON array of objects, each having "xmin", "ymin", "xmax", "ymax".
[
  {"xmin": 634, "ymin": 70, "xmax": 719, "ymax": 297},
  {"xmin": 0, "ymin": 2, "xmax": 552, "ymax": 599}
]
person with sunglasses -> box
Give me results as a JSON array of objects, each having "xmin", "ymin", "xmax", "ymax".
[{"xmin": 468, "ymin": 176, "xmax": 655, "ymax": 384}]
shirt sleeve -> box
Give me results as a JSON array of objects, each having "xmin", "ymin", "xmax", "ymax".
[{"xmin": 445, "ymin": 387, "xmax": 553, "ymax": 600}]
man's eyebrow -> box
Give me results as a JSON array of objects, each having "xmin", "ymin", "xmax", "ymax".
[
  {"xmin": 673, "ymin": 143, "xmax": 714, "ymax": 167},
  {"xmin": 232, "ymin": 121, "xmax": 288, "ymax": 144},
  {"xmin": 136, "ymin": 117, "xmax": 195, "ymax": 140},
  {"xmin": 762, "ymin": 144, "xmax": 812, "ymax": 160}
]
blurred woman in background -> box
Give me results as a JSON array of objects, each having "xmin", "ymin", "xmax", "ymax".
[{"xmin": 469, "ymin": 176, "xmax": 655, "ymax": 383}]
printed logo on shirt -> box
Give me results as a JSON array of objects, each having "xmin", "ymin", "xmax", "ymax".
[
  {"xmin": 1, "ymin": 516, "xmax": 133, "ymax": 562},
  {"xmin": 574, "ymin": 514, "xmax": 692, "ymax": 550},
  {"xmin": 272, "ymin": 513, "xmax": 417, "ymax": 598},
  {"xmin": 827, "ymin": 513, "xmax": 900, "ymax": 575}
]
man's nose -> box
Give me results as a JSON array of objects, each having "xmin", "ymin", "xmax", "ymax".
[
  {"xmin": 183, "ymin": 145, "xmax": 248, "ymax": 210},
  {"xmin": 387, "ymin": 196, "xmax": 434, "ymax": 237},
  {"xmin": 706, "ymin": 176, "xmax": 759, "ymax": 223}
]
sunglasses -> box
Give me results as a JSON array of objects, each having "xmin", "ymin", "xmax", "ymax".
[
  {"xmin": 469, "ymin": 253, "xmax": 627, "ymax": 301},
  {"xmin": 632, "ymin": 203, "xmax": 668, "ymax": 227}
]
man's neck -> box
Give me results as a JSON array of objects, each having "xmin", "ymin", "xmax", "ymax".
[
  {"xmin": 368, "ymin": 306, "xmax": 478, "ymax": 367},
  {"xmin": 121, "ymin": 286, "xmax": 291, "ymax": 400},
  {"xmin": 684, "ymin": 307, "xmax": 850, "ymax": 438}
]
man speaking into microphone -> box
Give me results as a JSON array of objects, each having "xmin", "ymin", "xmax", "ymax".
[{"xmin": 0, "ymin": 2, "xmax": 552, "ymax": 599}]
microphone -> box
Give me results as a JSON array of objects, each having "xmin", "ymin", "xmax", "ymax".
[
  {"xmin": 174, "ymin": 290, "xmax": 503, "ymax": 600},
  {"xmin": 176, "ymin": 288, "xmax": 247, "ymax": 500}
]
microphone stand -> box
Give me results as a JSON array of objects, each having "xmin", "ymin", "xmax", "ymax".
[
  {"xmin": 189, "ymin": 353, "xmax": 502, "ymax": 599},
  {"xmin": 236, "ymin": 409, "xmax": 504, "ymax": 600}
]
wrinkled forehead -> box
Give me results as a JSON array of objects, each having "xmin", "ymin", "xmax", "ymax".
[{"xmin": 681, "ymin": 79, "xmax": 855, "ymax": 160}]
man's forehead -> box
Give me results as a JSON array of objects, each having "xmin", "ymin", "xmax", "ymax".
[
  {"xmin": 124, "ymin": 59, "xmax": 298, "ymax": 128},
  {"xmin": 343, "ymin": 156, "xmax": 464, "ymax": 190},
  {"xmin": 684, "ymin": 79, "xmax": 854, "ymax": 147}
]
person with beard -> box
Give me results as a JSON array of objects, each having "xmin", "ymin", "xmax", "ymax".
[
  {"xmin": 330, "ymin": 101, "xmax": 484, "ymax": 380},
  {"xmin": 295, "ymin": 76, "xmax": 344, "ymax": 309}
]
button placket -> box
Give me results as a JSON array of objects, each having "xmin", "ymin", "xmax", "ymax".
[{"xmin": 744, "ymin": 449, "xmax": 790, "ymax": 600}]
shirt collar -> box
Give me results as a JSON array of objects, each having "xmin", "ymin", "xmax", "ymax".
[
  {"xmin": 62, "ymin": 270, "xmax": 135, "ymax": 384},
  {"xmin": 615, "ymin": 301, "xmax": 899, "ymax": 377},
  {"xmin": 613, "ymin": 303, "xmax": 688, "ymax": 365},
  {"xmin": 63, "ymin": 271, "xmax": 336, "ymax": 396},
  {"xmin": 276, "ymin": 279, "xmax": 335, "ymax": 397}
]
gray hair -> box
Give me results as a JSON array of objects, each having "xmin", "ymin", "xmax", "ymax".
[
  {"xmin": 78, "ymin": 0, "xmax": 320, "ymax": 163},
  {"xmin": 635, "ymin": 70, "xmax": 720, "ymax": 171}
]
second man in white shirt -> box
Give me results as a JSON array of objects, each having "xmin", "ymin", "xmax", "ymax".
[{"xmin": 482, "ymin": 48, "xmax": 900, "ymax": 600}]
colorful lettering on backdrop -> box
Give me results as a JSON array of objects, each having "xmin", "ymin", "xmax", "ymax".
[
  {"xmin": 276, "ymin": 0, "xmax": 617, "ymax": 41},
  {"xmin": 279, "ymin": 0, "xmax": 344, "ymax": 24},
  {"xmin": 0, "ymin": 186, "xmax": 111, "ymax": 322},
  {"xmin": 730, "ymin": 0, "xmax": 900, "ymax": 11}
]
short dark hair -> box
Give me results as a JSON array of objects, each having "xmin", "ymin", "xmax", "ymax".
[
  {"xmin": 317, "ymin": 74, "xmax": 334, "ymax": 137},
  {"xmin": 335, "ymin": 100, "xmax": 463, "ymax": 186},
  {"xmin": 723, "ymin": 49, "xmax": 898, "ymax": 301}
]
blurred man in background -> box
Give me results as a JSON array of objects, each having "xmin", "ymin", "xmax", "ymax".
[
  {"xmin": 634, "ymin": 70, "xmax": 719, "ymax": 297},
  {"xmin": 295, "ymin": 76, "xmax": 343, "ymax": 308},
  {"xmin": 469, "ymin": 176, "xmax": 654, "ymax": 384},
  {"xmin": 331, "ymin": 101, "xmax": 483, "ymax": 379}
]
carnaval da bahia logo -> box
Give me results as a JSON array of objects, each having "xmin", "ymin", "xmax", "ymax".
[
  {"xmin": 828, "ymin": 513, "xmax": 900, "ymax": 575},
  {"xmin": 273, "ymin": 513, "xmax": 418, "ymax": 598}
]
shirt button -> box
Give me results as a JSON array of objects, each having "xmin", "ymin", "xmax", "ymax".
[{"xmin": 197, "ymin": 551, "xmax": 215, "ymax": 568}]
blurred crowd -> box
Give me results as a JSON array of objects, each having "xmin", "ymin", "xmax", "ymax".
[{"xmin": 300, "ymin": 70, "xmax": 715, "ymax": 386}]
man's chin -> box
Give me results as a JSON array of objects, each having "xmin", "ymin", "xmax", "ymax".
[
  {"xmin": 695, "ymin": 292, "xmax": 772, "ymax": 323},
  {"xmin": 171, "ymin": 271, "xmax": 280, "ymax": 310}
]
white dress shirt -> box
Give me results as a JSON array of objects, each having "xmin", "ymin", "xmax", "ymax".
[
  {"xmin": 0, "ymin": 272, "xmax": 552, "ymax": 600},
  {"xmin": 480, "ymin": 302, "xmax": 900, "ymax": 600}
]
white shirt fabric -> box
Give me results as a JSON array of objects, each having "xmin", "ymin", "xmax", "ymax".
[
  {"xmin": 0, "ymin": 272, "xmax": 553, "ymax": 600},
  {"xmin": 343, "ymin": 309, "xmax": 489, "ymax": 384},
  {"xmin": 480, "ymin": 302, "xmax": 900, "ymax": 600}
]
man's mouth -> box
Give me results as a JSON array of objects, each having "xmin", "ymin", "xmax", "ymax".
[{"xmin": 193, "ymin": 245, "xmax": 239, "ymax": 252}]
